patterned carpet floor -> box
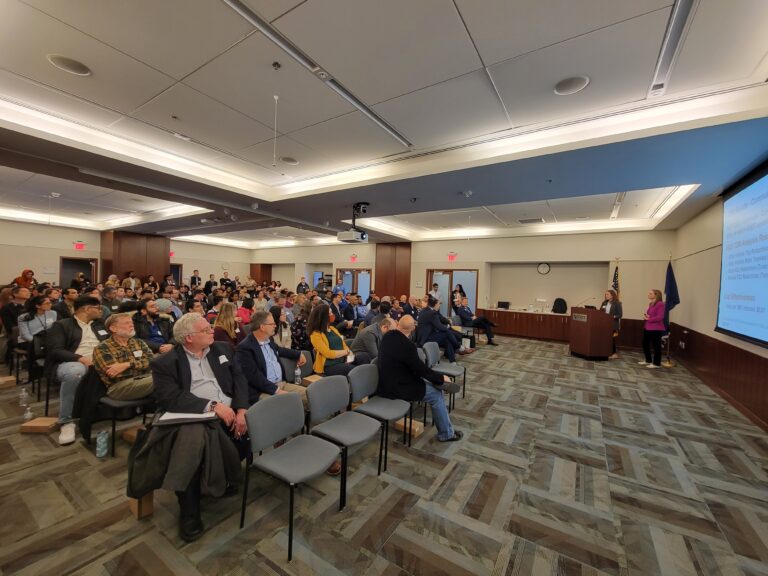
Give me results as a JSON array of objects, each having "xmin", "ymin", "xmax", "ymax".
[{"xmin": 1, "ymin": 336, "xmax": 767, "ymax": 576}]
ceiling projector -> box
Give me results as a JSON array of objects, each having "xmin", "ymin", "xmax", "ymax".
[{"xmin": 337, "ymin": 228, "xmax": 368, "ymax": 243}]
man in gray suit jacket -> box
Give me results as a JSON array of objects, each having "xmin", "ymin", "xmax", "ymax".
[{"xmin": 351, "ymin": 317, "xmax": 395, "ymax": 359}]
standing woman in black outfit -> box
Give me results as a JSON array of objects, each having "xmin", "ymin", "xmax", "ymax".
[{"xmin": 600, "ymin": 289, "xmax": 623, "ymax": 359}]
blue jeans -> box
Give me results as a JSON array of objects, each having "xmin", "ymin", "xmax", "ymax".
[
  {"xmin": 56, "ymin": 362, "xmax": 88, "ymax": 423},
  {"xmin": 423, "ymin": 382, "xmax": 455, "ymax": 441}
]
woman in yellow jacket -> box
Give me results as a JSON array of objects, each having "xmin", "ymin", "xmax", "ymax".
[{"xmin": 308, "ymin": 304, "xmax": 371, "ymax": 376}]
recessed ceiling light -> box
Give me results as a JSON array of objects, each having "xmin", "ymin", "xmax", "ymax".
[
  {"xmin": 280, "ymin": 156, "xmax": 299, "ymax": 166},
  {"xmin": 46, "ymin": 54, "xmax": 92, "ymax": 76},
  {"xmin": 173, "ymin": 132, "xmax": 192, "ymax": 142},
  {"xmin": 553, "ymin": 75, "xmax": 590, "ymax": 96},
  {"xmin": 575, "ymin": 216, "xmax": 590, "ymax": 220}
]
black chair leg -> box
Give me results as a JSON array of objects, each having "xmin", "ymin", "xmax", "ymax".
[
  {"xmin": 408, "ymin": 404, "xmax": 413, "ymax": 447},
  {"xmin": 45, "ymin": 376, "xmax": 51, "ymax": 417},
  {"xmin": 377, "ymin": 422, "xmax": 384, "ymax": 476},
  {"xmin": 239, "ymin": 460, "xmax": 251, "ymax": 529},
  {"xmin": 384, "ymin": 421, "xmax": 389, "ymax": 472},
  {"xmin": 288, "ymin": 483, "xmax": 295, "ymax": 561},
  {"xmin": 339, "ymin": 448, "xmax": 348, "ymax": 511},
  {"xmin": 110, "ymin": 412, "xmax": 117, "ymax": 457}
]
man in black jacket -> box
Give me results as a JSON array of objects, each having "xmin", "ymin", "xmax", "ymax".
[
  {"xmin": 235, "ymin": 310, "xmax": 307, "ymax": 406},
  {"xmin": 456, "ymin": 297, "xmax": 497, "ymax": 345},
  {"xmin": 378, "ymin": 315, "xmax": 462, "ymax": 442},
  {"xmin": 151, "ymin": 312, "xmax": 248, "ymax": 542},
  {"xmin": 46, "ymin": 296, "xmax": 109, "ymax": 444},
  {"xmin": 296, "ymin": 276, "xmax": 310, "ymax": 294},
  {"xmin": 133, "ymin": 299, "xmax": 174, "ymax": 354},
  {"xmin": 417, "ymin": 296, "xmax": 471, "ymax": 363}
]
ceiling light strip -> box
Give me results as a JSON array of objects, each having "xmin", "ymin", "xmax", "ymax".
[
  {"xmin": 648, "ymin": 0, "xmax": 699, "ymax": 97},
  {"xmin": 221, "ymin": 0, "xmax": 412, "ymax": 149}
]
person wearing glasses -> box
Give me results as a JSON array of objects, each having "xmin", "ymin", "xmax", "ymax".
[
  {"xmin": 149, "ymin": 312, "xmax": 249, "ymax": 542},
  {"xmin": 46, "ymin": 296, "xmax": 111, "ymax": 445}
]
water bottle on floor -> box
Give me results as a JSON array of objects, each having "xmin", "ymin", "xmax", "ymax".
[
  {"xmin": 23, "ymin": 406, "xmax": 34, "ymax": 421},
  {"xmin": 95, "ymin": 430, "xmax": 109, "ymax": 458},
  {"xmin": 294, "ymin": 365, "xmax": 302, "ymax": 385},
  {"xmin": 19, "ymin": 387, "xmax": 29, "ymax": 407}
]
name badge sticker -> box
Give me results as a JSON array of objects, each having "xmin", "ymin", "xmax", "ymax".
[
  {"xmin": 219, "ymin": 355, "xmax": 228, "ymax": 364},
  {"xmin": 235, "ymin": 328, "xmax": 240, "ymax": 334},
  {"xmin": 97, "ymin": 330, "xmax": 108, "ymax": 336},
  {"xmin": 133, "ymin": 350, "xmax": 142, "ymax": 358}
]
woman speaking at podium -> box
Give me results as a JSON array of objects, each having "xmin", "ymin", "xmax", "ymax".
[{"xmin": 600, "ymin": 289, "xmax": 623, "ymax": 359}]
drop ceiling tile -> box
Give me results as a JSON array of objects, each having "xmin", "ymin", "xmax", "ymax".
[
  {"xmin": 0, "ymin": 165, "xmax": 35, "ymax": 188},
  {"xmin": 92, "ymin": 191, "xmax": 179, "ymax": 212},
  {"xmin": 667, "ymin": 0, "xmax": 768, "ymax": 93},
  {"xmin": 238, "ymin": 135, "xmax": 334, "ymax": 180},
  {"xmin": 622, "ymin": 187, "xmax": 673, "ymax": 218},
  {"xmin": 547, "ymin": 194, "xmax": 614, "ymax": 219},
  {"xmin": 273, "ymin": 0, "xmax": 482, "ymax": 104},
  {"xmin": 242, "ymin": 0, "xmax": 305, "ymax": 22},
  {"xmin": 373, "ymin": 70, "xmax": 510, "ymax": 149},
  {"xmin": 107, "ymin": 117, "xmax": 225, "ymax": 163},
  {"xmin": 131, "ymin": 84, "xmax": 274, "ymax": 152},
  {"xmin": 23, "ymin": 0, "xmax": 253, "ymax": 79},
  {"xmin": 0, "ymin": 69, "xmax": 123, "ymax": 127},
  {"xmin": 0, "ymin": 0, "xmax": 174, "ymax": 114},
  {"xmin": 289, "ymin": 112, "xmax": 406, "ymax": 169},
  {"xmin": 19, "ymin": 174, "xmax": 117, "ymax": 201},
  {"xmin": 184, "ymin": 32, "xmax": 353, "ymax": 134},
  {"xmin": 489, "ymin": 8, "xmax": 670, "ymax": 128},
  {"xmin": 206, "ymin": 154, "xmax": 290, "ymax": 186},
  {"xmin": 455, "ymin": 0, "xmax": 671, "ymax": 66},
  {"xmin": 490, "ymin": 201, "xmax": 551, "ymax": 223}
]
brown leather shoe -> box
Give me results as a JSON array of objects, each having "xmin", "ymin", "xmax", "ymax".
[{"xmin": 326, "ymin": 460, "xmax": 342, "ymax": 476}]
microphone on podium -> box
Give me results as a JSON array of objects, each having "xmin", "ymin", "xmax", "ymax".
[{"xmin": 574, "ymin": 296, "xmax": 597, "ymax": 307}]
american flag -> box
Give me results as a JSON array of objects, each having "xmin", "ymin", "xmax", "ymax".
[{"xmin": 611, "ymin": 266, "xmax": 620, "ymax": 293}]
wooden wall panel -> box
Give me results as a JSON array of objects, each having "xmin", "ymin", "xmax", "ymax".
[
  {"xmin": 146, "ymin": 236, "xmax": 170, "ymax": 280},
  {"xmin": 100, "ymin": 231, "xmax": 114, "ymax": 279},
  {"xmin": 669, "ymin": 323, "xmax": 768, "ymax": 431},
  {"xmin": 616, "ymin": 319, "xmax": 644, "ymax": 349},
  {"xmin": 375, "ymin": 243, "xmax": 410, "ymax": 298},
  {"xmin": 250, "ymin": 264, "xmax": 272, "ymax": 284},
  {"xmin": 100, "ymin": 231, "xmax": 169, "ymax": 282},
  {"xmin": 394, "ymin": 243, "xmax": 411, "ymax": 298}
]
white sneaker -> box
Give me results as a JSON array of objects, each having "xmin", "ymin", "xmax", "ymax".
[
  {"xmin": 646, "ymin": 364, "xmax": 660, "ymax": 369},
  {"xmin": 58, "ymin": 422, "xmax": 76, "ymax": 445},
  {"xmin": 637, "ymin": 361, "xmax": 649, "ymax": 365}
]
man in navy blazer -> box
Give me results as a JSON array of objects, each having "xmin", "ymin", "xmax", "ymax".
[
  {"xmin": 235, "ymin": 309, "xmax": 308, "ymax": 406},
  {"xmin": 150, "ymin": 312, "xmax": 248, "ymax": 542},
  {"xmin": 456, "ymin": 297, "xmax": 497, "ymax": 345},
  {"xmin": 416, "ymin": 296, "xmax": 471, "ymax": 363}
]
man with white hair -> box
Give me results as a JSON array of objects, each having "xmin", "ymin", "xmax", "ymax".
[{"xmin": 150, "ymin": 312, "xmax": 248, "ymax": 542}]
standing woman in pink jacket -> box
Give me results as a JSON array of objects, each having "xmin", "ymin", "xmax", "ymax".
[{"xmin": 641, "ymin": 289, "xmax": 665, "ymax": 368}]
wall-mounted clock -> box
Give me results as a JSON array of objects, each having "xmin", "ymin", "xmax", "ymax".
[{"xmin": 537, "ymin": 262, "xmax": 551, "ymax": 275}]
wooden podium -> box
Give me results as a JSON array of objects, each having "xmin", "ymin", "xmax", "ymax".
[{"xmin": 569, "ymin": 307, "xmax": 614, "ymax": 359}]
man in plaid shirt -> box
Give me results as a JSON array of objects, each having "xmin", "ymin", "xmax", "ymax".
[{"xmin": 93, "ymin": 313, "xmax": 154, "ymax": 400}]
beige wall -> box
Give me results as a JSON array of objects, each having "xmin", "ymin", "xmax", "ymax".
[
  {"xmin": 270, "ymin": 264, "xmax": 295, "ymax": 287},
  {"xmin": 410, "ymin": 231, "xmax": 674, "ymax": 319},
  {"xmin": 0, "ymin": 221, "xmax": 101, "ymax": 285},
  {"xmin": 169, "ymin": 240, "xmax": 251, "ymax": 285},
  {"xmin": 672, "ymin": 201, "xmax": 768, "ymax": 359}
]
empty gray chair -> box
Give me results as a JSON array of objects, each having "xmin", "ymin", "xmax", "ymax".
[
  {"xmin": 348, "ymin": 364, "xmax": 410, "ymax": 473},
  {"xmin": 279, "ymin": 350, "xmax": 314, "ymax": 384},
  {"xmin": 306, "ymin": 375, "xmax": 381, "ymax": 510},
  {"xmin": 423, "ymin": 341, "xmax": 465, "ymax": 410},
  {"xmin": 98, "ymin": 396, "xmax": 154, "ymax": 456},
  {"xmin": 241, "ymin": 392, "xmax": 340, "ymax": 561}
]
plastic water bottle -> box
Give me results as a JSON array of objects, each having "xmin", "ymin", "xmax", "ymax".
[
  {"xmin": 294, "ymin": 365, "xmax": 302, "ymax": 385},
  {"xmin": 95, "ymin": 430, "xmax": 109, "ymax": 458},
  {"xmin": 19, "ymin": 387, "xmax": 29, "ymax": 407},
  {"xmin": 23, "ymin": 406, "xmax": 34, "ymax": 421}
]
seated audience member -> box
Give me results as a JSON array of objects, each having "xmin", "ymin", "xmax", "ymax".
[
  {"xmin": 117, "ymin": 300, "xmax": 141, "ymax": 313},
  {"xmin": 235, "ymin": 310, "xmax": 308, "ymax": 406},
  {"xmin": 252, "ymin": 290, "xmax": 268, "ymax": 312},
  {"xmin": 1, "ymin": 285, "xmax": 30, "ymax": 336},
  {"xmin": 363, "ymin": 299, "xmax": 380, "ymax": 326},
  {"xmin": 370, "ymin": 300, "xmax": 392, "ymax": 327},
  {"xmin": 92, "ymin": 313, "xmax": 154, "ymax": 400},
  {"xmin": 344, "ymin": 294, "xmax": 365, "ymax": 327},
  {"xmin": 83, "ymin": 286, "xmax": 112, "ymax": 319},
  {"xmin": 451, "ymin": 284, "xmax": 467, "ymax": 313},
  {"xmin": 133, "ymin": 299, "xmax": 174, "ymax": 354},
  {"xmin": 213, "ymin": 303, "xmax": 246, "ymax": 349},
  {"xmin": 237, "ymin": 298, "xmax": 254, "ymax": 325},
  {"xmin": 121, "ymin": 271, "xmax": 140, "ymax": 291},
  {"xmin": 125, "ymin": 287, "xmax": 136, "ymax": 300},
  {"xmin": 269, "ymin": 305, "xmax": 292, "ymax": 349},
  {"xmin": 53, "ymin": 288, "xmax": 80, "ymax": 320},
  {"xmin": 104, "ymin": 274, "xmax": 120, "ymax": 288},
  {"xmin": 329, "ymin": 292, "xmax": 354, "ymax": 336},
  {"xmin": 143, "ymin": 275, "xmax": 159, "ymax": 293},
  {"xmin": 219, "ymin": 272, "xmax": 235, "ymax": 292},
  {"xmin": 417, "ymin": 296, "xmax": 472, "ymax": 364},
  {"xmin": 205, "ymin": 295, "xmax": 225, "ymax": 323},
  {"xmin": 185, "ymin": 298, "xmax": 205, "ymax": 315},
  {"xmin": 308, "ymin": 304, "xmax": 370, "ymax": 377},
  {"xmin": 456, "ymin": 296, "xmax": 497, "ymax": 345},
  {"xmin": 103, "ymin": 286, "xmax": 122, "ymax": 314},
  {"xmin": 47, "ymin": 296, "xmax": 110, "ymax": 444},
  {"xmin": 177, "ymin": 285, "xmax": 190, "ymax": 302},
  {"xmin": 378, "ymin": 315, "xmax": 462, "ymax": 442},
  {"xmin": 160, "ymin": 273, "xmax": 176, "ymax": 294},
  {"xmin": 291, "ymin": 300, "xmax": 313, "ymax": 351},
  {"xmin": 402, "ymin": 295, "xmax": 420, "ymax": 319},
  {"xmin": 351, "ymin": 317, "xmax": 395, "ymax": 360},
  {"xmin": 149, "ymin": 313, "xmax": 247, "ymax": 541},
  {"xmin": 389, "ymin": 299, "xmax": 403, "ymax": 321},
  {"xmin": 13, "ymin": 268, "xmax": 37, "ymax": 289},
  {"xmin": 191, "ymin": 289, "xmax": 208, "ymax": 311},
  {"xmin": 354, "ymin": 296, "xmax": 369, "ymax": 322},
  {"xmin": 155, "ymin": 297, "xmax": 182, "ymax": 321},
  {"xmin": 18, "ymin": 295, "xmax": 57, "ymax": 342}
]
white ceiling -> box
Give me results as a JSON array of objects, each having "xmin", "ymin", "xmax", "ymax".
[{"xmin": 0, "ymin": 0, "xmax": 767, "ymax": 243}]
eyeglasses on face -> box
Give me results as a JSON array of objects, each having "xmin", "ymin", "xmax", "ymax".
[{"xmin": 192, "ymin": 327, "xmax": 214, "ymax": 334}]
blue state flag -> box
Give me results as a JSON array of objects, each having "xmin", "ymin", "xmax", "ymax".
[{"xmin": 664, "ymin": 261, "xmax": 680, "ymax": 331}]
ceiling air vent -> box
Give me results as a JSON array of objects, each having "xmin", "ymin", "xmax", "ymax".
[{"xmin": 518, "ymin": 218, "xmax": 545, "ymax": 224}]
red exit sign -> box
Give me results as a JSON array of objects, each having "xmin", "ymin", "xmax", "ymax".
[{"xmin": 73, "ymin": 242, "xmax": 86, "ymax": 251}]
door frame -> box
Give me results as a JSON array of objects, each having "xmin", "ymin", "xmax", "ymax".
[
  {"xmin": 170, "ymin": 263, "xmax": 183, "ymax": 286},
  {"xmin": 425, "ymin": 268, "xmax": 479, "ymax": 304},
  {"xmin": 60, "ymin": 256, "xmax": 98, "ymax": 287},
  {"xmin": 336, "ymin": 268, "xmax": 373, "ymax": 294}
]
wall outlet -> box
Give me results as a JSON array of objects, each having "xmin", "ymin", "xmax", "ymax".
[{"xmin": 679, "ymin": 341, "xmax": 685, "ymax": 349}]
